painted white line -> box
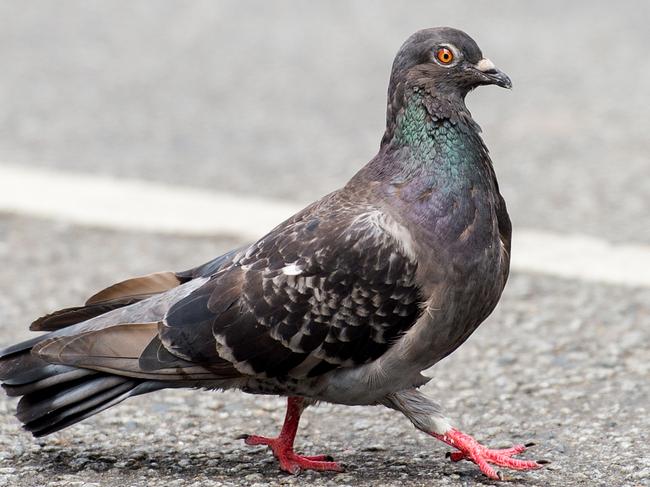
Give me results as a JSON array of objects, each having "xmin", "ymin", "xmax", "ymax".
[
  {"xmin": 0, "ymin": 164, "xmax": 298, "ymax": 240},
  {"xmin": 511, "ymin": 231, "xmax": 650, "ymax": 288},
  {"xmin": 1, "ymin": 164, "xmax": 649, "ymax": 288}
]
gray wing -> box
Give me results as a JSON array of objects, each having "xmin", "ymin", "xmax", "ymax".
[
  {"xmin": 159, "ymin": 199, "xmax": 424, "ymax": 380},
  {"xmin": 30, "ymin": 246, "xmax": 247, "ymax": 332},
  {"xmin": 19, "ymin": 248, "xmax": 247, "ymax": 379}
]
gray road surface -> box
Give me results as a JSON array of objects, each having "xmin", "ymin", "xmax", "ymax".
[{"xmin": 0, "ymin": 1, "xmax": 649, "ymax": 487}]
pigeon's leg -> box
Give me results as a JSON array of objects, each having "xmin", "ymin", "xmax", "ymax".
[
  {"xmin": 241, "ymin": 396, "xmax": 343, "ymax": 474},
  {"xmin": 381, "ymin": 389, "xmax": 544, "ymax": 481}
]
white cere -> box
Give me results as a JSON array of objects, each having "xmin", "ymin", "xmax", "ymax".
[{"xmin": 476, "ymin": 58, "xmax": 496, "ymax": 72}]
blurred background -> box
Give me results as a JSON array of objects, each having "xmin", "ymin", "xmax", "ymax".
[
  {"xmin": 1, "ymin": 1, "xmax": 649, "ymax": 240},
  {"xmin": 0, "ymin": 2, "xmax": 648, "ymax": 486}
]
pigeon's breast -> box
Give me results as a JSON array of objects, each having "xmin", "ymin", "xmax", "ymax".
[
  {"xmin": 422, "ymin": 175, "xmax": 506, "ymax": 291},
  {"xmin": 382, "ymin": 162, "xmax": 509, "ymax": 365},
  {"xmin": 389, "ymin": 163, "xmax": 504, "ymax": 276}
]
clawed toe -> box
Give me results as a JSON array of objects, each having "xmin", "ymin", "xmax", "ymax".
[
  {"xmin": 433, "ymin": 429, "xmax": 545, "ymax": 480},
  {"xmin": 241, "ymin": 433, "xmax": 342, "ymax": 474},
  {"xmin": 279, "ymin": 452, "xmax": 343, "ymax": 474},
  {"xmin": 300, "ymin": 454, "xmax": 335, "ymax": 462},
  {"xmin": 483, "ymin": 450, "xmax": 541, "ymax": 471}
]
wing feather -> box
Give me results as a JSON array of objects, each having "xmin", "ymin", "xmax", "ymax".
[
  {"xmin": 32, "ymin": 323, "xmax": 238, "ymax": 380},
  {"xmin": 160, "ymin": 196, "xmax": 424, "ymax": 381}
]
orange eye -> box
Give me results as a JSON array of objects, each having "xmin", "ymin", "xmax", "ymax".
[{"xmin": 436, "ymin": 47, "xmax": 454, "ymax": 64}]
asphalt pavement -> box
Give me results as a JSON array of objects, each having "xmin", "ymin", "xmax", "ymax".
[{"xmin": 0, "ymin": 1, "xmax": 649, "ymax": 486}]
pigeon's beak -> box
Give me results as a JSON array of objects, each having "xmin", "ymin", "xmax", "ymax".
[{"xmin": 474, "ymin": 58, "xmax": 512, "ymax": 89}]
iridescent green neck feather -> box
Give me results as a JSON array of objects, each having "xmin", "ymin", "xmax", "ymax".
[
  {"xmin": 387, "ymin": 93, "xmax": 483, "ymax": 187},
  {"xmin": 393, "ymin": 94, "xmax": 437, "ymax": 158}
]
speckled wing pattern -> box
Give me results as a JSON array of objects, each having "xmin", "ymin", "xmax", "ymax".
[{"xmin": 159, "ymin": 196, "xmax": 424, "ymax": 380}]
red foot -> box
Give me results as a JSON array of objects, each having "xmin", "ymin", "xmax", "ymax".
[
  {"xmin": 241, "ymin": 397, "xmax": 343, "ymax": 474},
  {"xmin": 432, "ymin": 428, "xmax": 544, "ymax": 480},
  {"xmin": 244, "ymin": 434, "xmax": 342, "ymax": 474}
]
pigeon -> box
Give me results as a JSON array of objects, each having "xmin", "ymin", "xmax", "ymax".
[{"xmin": 0, "ymin": 27, "xmax": 544, "ymax": 480}]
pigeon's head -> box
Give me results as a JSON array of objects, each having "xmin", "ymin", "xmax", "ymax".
[{"xmin": 388, "ymin": 27, "xmax": 512, "ymax": 100}]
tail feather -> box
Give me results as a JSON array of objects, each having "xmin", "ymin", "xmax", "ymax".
[
  {"xmin": 4, "ymin": 367, "xmax": 92, "ymax": 396},
  {"xmin": 0, "ymin": 335, "xmax": 160, "ymax": 436},
  {"xmin": 24, "ymin": 380, "xmax": 140, "ymax": 436},
  {"xmin": 17, "ymin": 375, "xmax": 127, "ymax": 423},
  {"xmin": 0, "ymin": 270, "xmax": 235, "ymax": 437},
  {"xmin": 4, "ymin": 364, "xmax": 76, "ymax": 386},
  {"xmin": 0, "ymin": 335, "xmax": 47, "ymax": 364}
]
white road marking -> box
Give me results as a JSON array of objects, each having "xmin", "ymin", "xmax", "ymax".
[
  {"xmin": 511, "ymin": 231, "xmax": 650, "ymax": 288},
  {"xmin": 1, "ymin": 164, "xmax": 649, "ymax": 288},
  {"xmin": 0, "ymin": 164, "xmax": 297, "ymax": 240}
]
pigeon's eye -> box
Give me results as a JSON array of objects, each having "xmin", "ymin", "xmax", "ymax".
[{"xmin": 436, "ymin": 47, "xmax": 454, "ymax": 65}]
